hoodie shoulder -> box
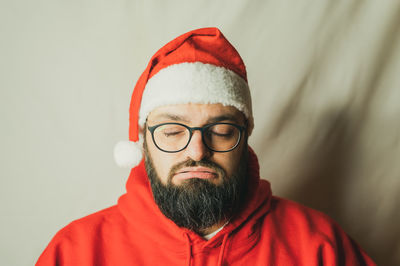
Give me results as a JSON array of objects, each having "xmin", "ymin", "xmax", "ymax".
[
  {"xmin": 261, "ymin": 196, "xmax": 376, "ymax": 265},
  {"xmin": 36, "ymin": 205, "xmax": 127, "ymax": 266},
  {"xmin": 269, "ymin": 196, "xmax": 341, "ymax": 232},
  {"xmin": 54, "ymin": 205, "xmax": 123, "ymax": 239}
]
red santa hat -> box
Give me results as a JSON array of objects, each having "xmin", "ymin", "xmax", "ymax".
[{"xmin": 114, "ymin": 27, "xmax": 254, "ymax": 168}]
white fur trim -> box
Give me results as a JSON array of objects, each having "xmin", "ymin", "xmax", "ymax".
[
  {"xmin": 113, "ymin": 138, "xmax": 143, "ymax": 168},
  {"xmin": 139, "ymin": 62, "xmax": 253, "ymax": 130}
]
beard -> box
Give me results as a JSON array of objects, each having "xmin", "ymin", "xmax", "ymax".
[{"xmin": 144, "ymin": 142, "xmax": 248, "ymax": 234}]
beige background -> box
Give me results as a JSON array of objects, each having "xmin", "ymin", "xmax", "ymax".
[{"xmin": 1, "ymin": 0, "xmax": 399, "ymax": 265}]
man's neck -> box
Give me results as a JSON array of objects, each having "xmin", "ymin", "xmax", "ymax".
[{"xmin": 198, "ymin": 219, "xmax": 228, "ymax": 236}]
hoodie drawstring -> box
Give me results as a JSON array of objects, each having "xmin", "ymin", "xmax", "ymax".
[
  {"xmin": 185, "ymin": 233, "xmax": 192, "ymax": 266},
  {"xmin": 185, "ymin": 232, "xmax": 229, "ymax": 266},
  {"xmin": 217, "ymin": 233, "xmax": 229, "ymax": 266}
]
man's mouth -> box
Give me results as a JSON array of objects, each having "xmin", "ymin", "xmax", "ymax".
[{"xmin": 173, "ymin": 167, "xmax": 218, "ymax": 180}]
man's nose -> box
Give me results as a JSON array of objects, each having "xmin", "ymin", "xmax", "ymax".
[{"xmin": 184, "ymin": 130, "xmax": 210, "ymax": 161}]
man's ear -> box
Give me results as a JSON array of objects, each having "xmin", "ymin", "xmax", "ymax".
[
  {"xmin": 244, "ymin": 118, "xmax": 252, "ymax": 137},
  {"xmin": 142, "ymin": 123, "xmax": 147, "ymax": 149}
]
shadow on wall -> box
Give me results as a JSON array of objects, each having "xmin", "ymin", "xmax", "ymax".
[
  {"xmin": 288, "ymin": 110, "xmax": 354, "ymax": 224},
  {"xmin": 286, "ymin": 109, "xmax": 399, "ymax": 265}
]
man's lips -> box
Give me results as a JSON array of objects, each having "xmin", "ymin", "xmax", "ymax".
[{"xmin": 173, "ymin": 167, "xmax": 218, "ymax": 180}]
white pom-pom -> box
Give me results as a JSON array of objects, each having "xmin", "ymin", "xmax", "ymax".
[{"xmin": 113, "ymin": 140, "xmax": 143, "ymax": 168}]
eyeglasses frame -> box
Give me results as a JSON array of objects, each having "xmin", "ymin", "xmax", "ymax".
[{"xmin": 147, "ymin": 122, "xmax": 247, "ymax": 153}]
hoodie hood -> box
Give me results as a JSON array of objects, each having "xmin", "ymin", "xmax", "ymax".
[{"xmin": 117, "ymin": 146, "xmax": 272, "ymax": 263}]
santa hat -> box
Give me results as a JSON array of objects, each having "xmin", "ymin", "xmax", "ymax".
[{"xmin": 114, "ymin": 27, "xmax": 253, "ymax": 168}]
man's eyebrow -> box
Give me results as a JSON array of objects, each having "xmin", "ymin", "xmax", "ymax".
[
  {"xmin": 206, "ymin": 115, "xmax": 242, "ymax": 124},
  {"xmin": 151, "ymin": 113, "xmax": 190, "ymax": 123}
]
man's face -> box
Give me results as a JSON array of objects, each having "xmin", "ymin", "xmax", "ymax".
[
  {"xmin": 143, "ymin": 103, "xmax": 249, "ymax": 233},
  {"xmin": 144, "ymin": 103, "xmax": 247, "ymax": 186}
]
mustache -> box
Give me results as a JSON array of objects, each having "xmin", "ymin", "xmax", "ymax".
[{"xmin": 168, "ymin": 159, "xmax": 226, "ymax": 183}]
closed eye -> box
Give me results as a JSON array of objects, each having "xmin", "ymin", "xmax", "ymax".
[
  {"xmin": 208, "ymin": 130, "xmax": 235, "ymax": 138},
  {"xmin": 213, "ymin": 131, "xmax": 232, "ymax": 136},
  {"xmin": 163, "ymin": 131, "xmax": 185, "ymax": 137}
]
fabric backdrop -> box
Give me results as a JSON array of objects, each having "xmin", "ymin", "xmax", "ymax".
[{"xmin": 1, "ymin": 1, "xmax": 399, "ymax": 265}]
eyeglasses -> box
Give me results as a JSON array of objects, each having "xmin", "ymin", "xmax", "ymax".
[{"xmin": 147, "ymin": 122, "xmax": 246, "ymax": 153}]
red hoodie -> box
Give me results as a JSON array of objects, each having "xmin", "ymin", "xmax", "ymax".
[{"xmin": 36, "ymin": 148, "xmax": 375, "ymax": 265}]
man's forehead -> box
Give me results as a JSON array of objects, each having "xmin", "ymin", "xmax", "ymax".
[{"xmin": 147, "ymin": 103, "xmax": 245, "ymax": 124}]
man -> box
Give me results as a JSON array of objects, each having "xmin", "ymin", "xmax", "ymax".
[{"xmin": 37, "ymin": 27, "xmax": 375, "ymax": 265}]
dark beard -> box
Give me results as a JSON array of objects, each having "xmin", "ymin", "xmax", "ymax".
[{"xmin": 144, "ymin": 143, "xmax": 248, "ymax": 234}]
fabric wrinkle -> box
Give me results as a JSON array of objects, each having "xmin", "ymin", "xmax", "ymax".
[
  {"xmin": 185, "ymin": 233, "xmax": 192, "ymax": 266},
  {"xmin": 217, "ymin": 233, "xmax": 230, "ymax": 266}
]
